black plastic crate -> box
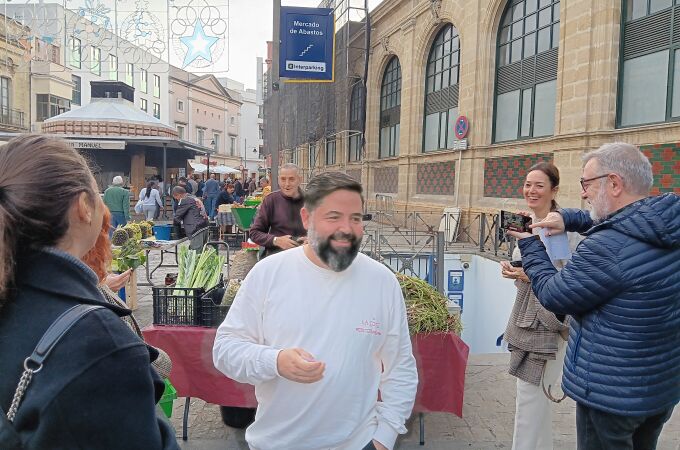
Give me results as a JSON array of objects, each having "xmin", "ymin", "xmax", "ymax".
[
  {"xmin": 200, "ymin": 283, "xmax": 230, "ymax": 327},
  {"xmin": 208, "ymin": 223, "xmax": 220, "ymax": 241},
  {"xmin": 224, "ymin": 234, "xmax": 244, "ymax": 249},
  {"xmin": 152, "ymin": 286, "xmax": 206, "ymax": 326}
]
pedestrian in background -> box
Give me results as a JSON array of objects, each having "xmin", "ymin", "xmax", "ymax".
[
  {"xmin": 103, "ymin": 175, "xmax": 130, "ymax": 229},
  {"xmin": 249, "ymin": 163, "xmax": 306, "ymax": 258},
  {"xmin": 202, "ymin": 173, "xmax": 220, "ymax": 220},
  {"xmin": 511, "ymin": 143, "xmax": 680, "ymax": 450},
  {"xmin": 0, "ymin": 134, "xmax": 178, "ymax": 449},
  {"xmin": 137, "ymin": 180, "xmax": 163, "ymax": 221}
]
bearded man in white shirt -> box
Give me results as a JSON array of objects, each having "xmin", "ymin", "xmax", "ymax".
[{"xmin": 213, "ymin": 171, "xmax": 418, "ymax": 450}]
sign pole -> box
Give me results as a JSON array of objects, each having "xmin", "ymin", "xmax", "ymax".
[{"xmin": 271, "ymin": 0, "xmax": 281, "ymax": 190}]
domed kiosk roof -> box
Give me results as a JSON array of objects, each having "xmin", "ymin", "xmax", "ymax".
[
  {"xmin": 42, "ymin": 81, "xmax": 177, "ymax": 138},
  {"xmin": 46, "ymin": 97, "xmax": 167, "ymax": 127}
]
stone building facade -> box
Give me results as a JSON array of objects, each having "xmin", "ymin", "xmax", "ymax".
[
  {"xmin": 0, "ymin": 14, "xmax": 30, "ymax": 133},
  {"xmin": 268, "ymin": 0, "xmax": 680, "ymax": 214}
]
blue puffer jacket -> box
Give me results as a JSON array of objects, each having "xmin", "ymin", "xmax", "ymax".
[{"xmin": 519, "ymin": 193, "xmax": 680, "ymax": 417}]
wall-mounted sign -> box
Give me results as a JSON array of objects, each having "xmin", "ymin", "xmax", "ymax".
[
  {"xmin": 448, "ymin": 293, "xmax": 464, "ymax": 313},
  {"xmin": 448, "ymin": 269, "xmax": 464, "ymax": 292},
  {"xmin": 67, "ymin": 140, "xmax": 126, "ymax": 150},
  {"xmin": 280, "ymin": 7, "xmax": 335, "ymax": 82},
  {"xmin": 454, "ymin": 115, "xmax": 469, "ymax": 139}
]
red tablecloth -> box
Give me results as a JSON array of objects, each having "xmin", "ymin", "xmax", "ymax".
[{"xmin": 143, "ymin": 326, "xmax": 469, "ymax": 417}]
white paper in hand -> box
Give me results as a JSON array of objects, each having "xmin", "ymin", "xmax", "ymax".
[{"xmin": 538, "ymin": 227, "xmax": 571, "ymax": 262}]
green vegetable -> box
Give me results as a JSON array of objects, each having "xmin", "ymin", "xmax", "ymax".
[
  {"xmin": 112, "ymin": 238, "xmax": 146, "ymax": 272},
  {"xmin": 174, "ymin": 245, "xmax": 224, "ymax": 293}
]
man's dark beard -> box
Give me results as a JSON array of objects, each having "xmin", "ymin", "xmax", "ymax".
[{"xmin": 311, "ymin": 231, "xmax": 360, "ymax": 272}]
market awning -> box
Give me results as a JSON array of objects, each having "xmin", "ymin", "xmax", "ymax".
[
  {"xmin": 189, "ymin": 162, "xmax": 208, "ymax": 173},
  {"xmin": 211, "ymin": 165, "xmax": 240, "ymax": 174}
]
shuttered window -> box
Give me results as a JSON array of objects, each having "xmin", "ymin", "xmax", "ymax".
[
  {"xmin": 493, "ymin": 0, "xmax": 559, "ymax": 142},
  {"xmin": 618, "ymin": 1, "xmax": 680, "ymax": 126},
  {"xmin": 380, "ymin": 57, "xmax": 401, "ymax": 158},
  {"xmin": 423, "ymin": 24, "xmax": 461, "ymax": 152},
  {"xmin": 349, "ymin": 82, "xmax": 363, "ymax": 162}
]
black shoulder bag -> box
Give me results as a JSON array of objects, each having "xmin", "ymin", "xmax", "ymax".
[{"xmin": 0, "ymin": 305, "xmax": 104, "ymax": 449}]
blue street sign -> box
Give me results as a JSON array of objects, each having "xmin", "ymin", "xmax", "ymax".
[
  {"xmin": 448, "ymin": 270, "xmax": 464, "ymax": 292},
  {"xmin": 280, "ymin": 7, "xmax": 335, "ymax": 82}
]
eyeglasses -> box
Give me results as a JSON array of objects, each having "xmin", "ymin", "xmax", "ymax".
[{"xmin": 579, "ymin": 174, "xmax": 610, "ymax": 191}]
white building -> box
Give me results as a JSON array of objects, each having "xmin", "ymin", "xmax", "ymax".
[
  {"xmin": 5, "ymin": 3, "xmax": 170, "ymax": 131},
  {"xmin": 220, "ymin": 77, "xmax": 264, "ymax": 176}
]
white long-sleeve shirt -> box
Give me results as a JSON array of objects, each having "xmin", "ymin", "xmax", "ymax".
[
  {"xmin": 213, "ymin": 247, "xmax": 418, "ymax": 450},
  {"xmin": 138, "ymin": 188, "xmax": 163, "ymax": 207}
]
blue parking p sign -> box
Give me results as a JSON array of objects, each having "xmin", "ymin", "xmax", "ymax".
[{"xmin": 280, "ymin": 7, "xmax": 335, "ymax": 82}]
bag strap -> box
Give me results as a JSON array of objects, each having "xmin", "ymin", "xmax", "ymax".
[{"xmin": 6, "ymin": 305, "xmax": 104, "ymax": 423}]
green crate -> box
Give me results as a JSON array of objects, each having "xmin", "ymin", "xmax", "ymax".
[
  {"xmin": 232, "ymin": 207, "xmax": 258, "ymax": 230},
  {"xmin": 243, "ymin": 198, "xmax": 262, "ymax": 207},
  {"xmin": 159, "ymin": 379, "xmax": 178, "ymax": 418}
]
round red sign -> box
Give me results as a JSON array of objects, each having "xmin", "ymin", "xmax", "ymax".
[{"xmin": 454, "ymin": 115, "xmax": 469, "ymax": 140}]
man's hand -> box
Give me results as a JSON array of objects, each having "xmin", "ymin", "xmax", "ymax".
[
  {"xmin": 500, "ymin": 261, "xmax": 529, "ymax": 282},
  {"xmin": 273, "ymin": 235, "xmax": 300, "ymax": 250},
  {"xmin": 506, "ymin": 230, "xmax": 533, "ymax": 240},
  {"xmin": 276, "ymin": 348, "xmax": 325, "ymax": 383},
  {"xmin": 372, "ymin": 440, "xmax": 388, "ymax": 450},
  {"xmin": 530, "ymin": 211, "xmax": 565, "ymax": 236},
  {"xmin": 104, "ymin": 269, "xmax": 132, "ymax": 291}
]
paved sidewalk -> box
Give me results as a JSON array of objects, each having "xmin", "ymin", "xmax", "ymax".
[{"xmin": 134, "ymin": 251, "xmax": 680, "ymax": 450}]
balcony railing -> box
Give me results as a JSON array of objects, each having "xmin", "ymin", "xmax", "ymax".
[{"xmin": 0, "ymin": 107, "xmax": 26, "ymax": 129}]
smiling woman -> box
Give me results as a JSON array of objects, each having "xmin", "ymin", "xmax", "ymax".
[{"xmin": 501, "ymin": 161, "xmax": 583, "ymax": 450}]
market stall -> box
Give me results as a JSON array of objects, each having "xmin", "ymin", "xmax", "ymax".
[{"xmin": 142, "ymin": 326, "xmax": 469, "ymax": 442}]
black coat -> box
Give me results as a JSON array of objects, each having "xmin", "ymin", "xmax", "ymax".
[
  {"xmin": 0, "ymin": 249, "xmax": 179, "ymax": 449},
  {"xmin": 174, "ymin": 195, "xmax": 208, "ymax": 237}
]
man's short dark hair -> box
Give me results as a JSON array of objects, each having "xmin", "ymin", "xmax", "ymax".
[
  {"xmin": 172, "ymin": 186, "xmax": 186, "ymax": 196},
  {"xmin": 304, "ymin": 172, "xmax": 363, "ymax": 212}
]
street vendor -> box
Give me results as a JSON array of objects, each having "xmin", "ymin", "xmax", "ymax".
[
  {"xmin": 172, "ymin": 186, "xmax": 208, "ymax": 247},
  {"xmin": 213, "ymin": 172, "xmax": 418, "ymax": 450},
  {"xmin": 249, "ymin": 163, "xmax": 306, "ymax": 258}
]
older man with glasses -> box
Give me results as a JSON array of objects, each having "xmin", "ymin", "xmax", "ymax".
[{"xmin": 507, "ymin": 142, "xmax": 679, "ymax": 450}]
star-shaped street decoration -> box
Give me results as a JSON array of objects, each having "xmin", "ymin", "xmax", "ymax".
[{"xmin": 180, "ymin": 20, "xmax": 219, "ymax": 68}]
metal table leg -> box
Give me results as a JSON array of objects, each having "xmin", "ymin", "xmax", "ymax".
[
  {"xmin": 419, "ymin": 412, "xmax": 425, "ymax": 446},
  {"xmin": 182, "ymin": 397, "xmax": 191, "ymax": 441}
]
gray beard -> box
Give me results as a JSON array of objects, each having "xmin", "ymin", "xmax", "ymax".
[
  {"xmin": 308, "ymin": 224, "xmax": 360, "ymax": 272},
  {"xmin": 589, "ymin": 185, "xmax": 612, "ymax": 223}
]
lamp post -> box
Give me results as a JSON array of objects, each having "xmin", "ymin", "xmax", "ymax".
[{"xmin": 200, "ymin": 138, "xmax": 216, "ymax": 178}]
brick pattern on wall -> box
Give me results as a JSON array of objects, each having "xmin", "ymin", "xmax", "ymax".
[
  {"xmin": 484, "ymin": 153, "xmax": 554, "ymax": 198},
  {"xmin": 640, "ymin": 144, "xmax": 680, "ymax": 195},
  {"xmin": 346, "ymin": 169, "xmax": 362, "ymax": 183},
  {"xmin": 374, "ymin": 166, "xmax": 399, "ymax": 193},
  {"xmin": 416, "ymin": 161, "xmax": 456, "ymax": 195}
]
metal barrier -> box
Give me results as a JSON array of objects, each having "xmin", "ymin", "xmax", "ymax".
[{"xmin": 361, "ymin": 205, "xmax": 516, "ymax": 289}]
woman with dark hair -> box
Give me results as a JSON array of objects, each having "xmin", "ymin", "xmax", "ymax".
[
  {"xmin": 501, "ymin": 162, "xmax": 580, "ymax": 450},
  {"xmin": 138, "ymin": 179, "xmax": 163, "ymax": 221},
  {"xmin": 0, "ymin": 135, "xmax": 178, "ymax": 449},
  {"xmin": 215, "ymin": 183, "xmax": 236, "ymax": 236}
]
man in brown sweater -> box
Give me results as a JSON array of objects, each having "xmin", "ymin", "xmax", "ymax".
[{"xmin": 249, "ymin": 164, "xmax": 306, "ymax": 258}]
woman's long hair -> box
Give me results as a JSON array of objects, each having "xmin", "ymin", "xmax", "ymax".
[
  {"xmin": 145, "ymin": 180, "xmax": 154, "ymax": 199},
  {"xmin": 0, "ymin": 135, "xmax": 97, "ymax": 305},
  {"xmin": 82, "ymin": 208, "xmax": 112, "ymax": 283}
]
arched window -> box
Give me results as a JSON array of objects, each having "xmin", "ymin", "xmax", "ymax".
[
  {"xmin": 423, "ymin": 24, "xmax": 461, "ymax": 152},
  {"xmin": 619, "ymin": 1, "xmax": 678, "ymax": 127},
  {"xmin": 379, "ymin": 57, "xmax": 401, "ymax": 158},
  {"xmin": 494, "ymin": 0, "xmax": 559, "ymax": 142},
  {"xmin": 349, "ymin": 82, "xmax": 363, "ymax": 162}
]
